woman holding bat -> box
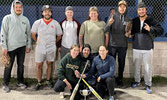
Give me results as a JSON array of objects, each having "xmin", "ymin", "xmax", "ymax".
[
  {"xmin": 54, "ymin": 44, "xmax": 84, "ymax": 100},
  {"xmin": 83, "ymin": 45, "xmax": 116, "ymax": 100}
]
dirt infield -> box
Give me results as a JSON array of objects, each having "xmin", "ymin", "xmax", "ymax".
[{"xmin": 0, "ymin": 85, "xmax": 167, "ymax": 100}]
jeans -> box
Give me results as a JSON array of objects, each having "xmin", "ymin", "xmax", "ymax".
[
  {"xmin": 3, "ymin": 46, "xmax": 26, "ymax": 85},
  {"xmin": 108, "ymin": 46, "xmax": 127, "ymax": 81},
  {"xmin": 54, "ymin": 79, "xmax": 84, "ymax": 100},
  {"xmin": 96, "ymin": 77, "xmax": 115, "ymax": 98}
]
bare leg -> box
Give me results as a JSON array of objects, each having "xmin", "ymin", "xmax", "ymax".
[
  {"xmin": 46, "ymin": 61, "xmax": 53, "ymax": 81},
  {"xmin": 36, "ymin": 62, "xmax": 43, "ymax": 82}
]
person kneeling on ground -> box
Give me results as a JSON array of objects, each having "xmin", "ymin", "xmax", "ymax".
[
  {"xmin": 83, "ymin": 45, "xmax": 116, "ymax": 100},
  {"xmin": 54, "ymin": 44, "xmax": 84, "ymax": 100}
]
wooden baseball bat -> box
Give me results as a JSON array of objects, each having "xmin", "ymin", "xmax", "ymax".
[{"xmin": 70, "ymin": 60, "xmax": 89, "ymax": 100}]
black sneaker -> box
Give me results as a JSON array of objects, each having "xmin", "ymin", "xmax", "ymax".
[
  {"xmin": 45, "ymin": 80, "xmax": 53, "ymax": 88},
  {"xmin": 2, "ymin": 83, "xmax": 10, "ymax": 93},
  {"xmin": 34, "ymin": 82, "xmax": 42, "ymax": 91}
]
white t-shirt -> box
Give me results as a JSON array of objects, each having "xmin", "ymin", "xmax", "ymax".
[
  {"xmin": 140, "ymin": 21, "xmax": 144, "ymax": 31},
  {"xmin": 61, "ymin": 20, "xmax": 78, "ymax": 49}
]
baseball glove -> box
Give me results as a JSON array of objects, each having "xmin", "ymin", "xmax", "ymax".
[
  {"xmin": 1, "ymin": 54, "xmax": 10, "ymax": 67},
  {"xmin": 125, "ymin": 21, "xmax": 132, "ymax": 32}
]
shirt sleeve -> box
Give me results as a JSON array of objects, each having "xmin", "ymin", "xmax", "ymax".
[
  {"xmin": 26, "ymin": 18, "xmax": 31, "ymax": 48},
  {"xmin": 79, "ymin": 22, "xmax": 86, "ymax": 35},
  {"xmin": 57, "ymin": 57, "xmax": 67, "ymax": 81},
  {"xmin": 1, "ymin": 16, "xmax": 9, "ymax": 50},
  {"xmin": 31, "ymin": 20, "xmax": 39, "ymax": 34},
  {"xmin": 56, "ymin": 22, "xmax": 63, "ymax": 36}
]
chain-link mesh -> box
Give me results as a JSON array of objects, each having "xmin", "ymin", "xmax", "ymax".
[{"xmin": 0, "ymin": 0, "xmax": 167, "ymax": 37}]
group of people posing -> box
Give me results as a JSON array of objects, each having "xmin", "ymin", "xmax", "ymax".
[{"xmin": 0, "ymin": 0, "xmax": 164, "ymax": 100}]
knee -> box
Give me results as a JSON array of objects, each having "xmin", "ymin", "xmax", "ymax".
[
  {"xmin": 36, "ymin": 64, "xmax": 42, "ymax": 70},
  {"xmin": 54, "ymin": 84, "xmax": 64, "ymax": 92},
  {"xmin": 106, "ymin": 77, "xmax": 115, "ymax": 83}
]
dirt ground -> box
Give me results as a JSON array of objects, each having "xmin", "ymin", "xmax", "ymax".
[{"xmin": 0, "ymin": 84, "xmax": 167, "ymax": 100}]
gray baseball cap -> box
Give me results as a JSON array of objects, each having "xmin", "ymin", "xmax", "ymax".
[
  {"xmin": 65, "ymin": 6, "xmax": 73, "ymax": 12},
  {"xmin": 137, "ymin": 2, "xmax": 146, "ymax": 9},
  {"xmin": 42, "ymin": 5, "xmax": 52, "ymax": 11}
]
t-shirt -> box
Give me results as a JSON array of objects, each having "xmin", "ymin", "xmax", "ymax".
[
  {"xmin": 31, "ymin": 18, "xmax": 62, "ymax": 52},
  {"xmin": 80, "ymin": 20, "xmax": 106, "ymax": 53},
  {"xmin": 61, "ymin": 20, "xmax": 78, "ymax": 49}
]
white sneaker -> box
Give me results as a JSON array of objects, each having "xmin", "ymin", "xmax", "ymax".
[
  {"xmin": 17, "ymin": 83, "xmax": 27, "ymax": 89},
  {"xmin": 60, "ymin": 92, "xmax": 65, "ymax": 99}
]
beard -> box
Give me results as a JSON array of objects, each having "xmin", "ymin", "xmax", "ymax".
[
  {"xmin": 139, "ymin": 14, "xmax": 146, "ymax": 18},
  {"xmin": 44, "ymin": 16, "xmax": 51, "ymax": 20}
]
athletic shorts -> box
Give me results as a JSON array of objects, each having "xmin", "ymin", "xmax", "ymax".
[{"xmin": 35, "ymin": 45, "xmax": 56, "ymax": 62}]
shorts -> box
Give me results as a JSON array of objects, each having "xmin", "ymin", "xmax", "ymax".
[{"xmin": 35, "ymin": 45, "xmax": 56, "ymax": 62}]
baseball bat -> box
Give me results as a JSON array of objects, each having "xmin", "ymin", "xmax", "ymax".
[
  {"xmin": 82, "ymin": 78, "xmax": 103, "ymax": 100},
  {"xmin": 70, "ymin": 60, "xmax": 89, "ymax": 100}
]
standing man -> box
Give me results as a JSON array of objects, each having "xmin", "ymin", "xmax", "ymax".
[
  {"xmin": 58, "ymin": 6, "xmax": 80, "ymax": 58},
  {"xmin": 104, "ymin": 0, "xmax": 131, "ymax": 86},
  {"xmin": 1, "ymin": 0, "xmax": 31, "ymax": 93},
  {"xmin": 104, "ymin": 8, "xmax": 116, "ymax": 23},
  {"xmin": 31, "ymin": 5, "xmax": 62, "ymax": 90},
  {"xmin": 131, "ymin": 2, "xmax": 163, "ymax": 94}
]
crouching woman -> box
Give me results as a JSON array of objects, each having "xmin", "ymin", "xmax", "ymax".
[
  {"xmin": 54, "ymin": 44, "xmax": 83, "ymax": 100},
  {"xmin": 83, "ymin": 45, "xmax": 116, "ymax": 100}
]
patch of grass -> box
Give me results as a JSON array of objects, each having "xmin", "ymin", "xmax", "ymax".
[{"xmin": 0, "ymin": 76, "xmax": 166, "ymax": 87}]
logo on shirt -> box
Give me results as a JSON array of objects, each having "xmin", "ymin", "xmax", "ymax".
[
  {"xmin": 51, "ymin": 25, "xmax": 54, "ymax": 29},
  {"xmin": 22, "ymin": 22, "xmax": 26, "ymax": 25}
]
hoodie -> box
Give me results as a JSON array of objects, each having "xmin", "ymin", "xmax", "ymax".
[
  {"xmin": 1, "ymin": 1, "xmax": 31, "ymax": 51},
  {"xmin": 104, "ymin": 8, "xmax": 131, "ymax": 47}
]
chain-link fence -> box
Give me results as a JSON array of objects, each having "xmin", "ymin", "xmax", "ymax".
[{"xmin": 0, "ymin": 0, "xmax": 167, "ymax": 38}]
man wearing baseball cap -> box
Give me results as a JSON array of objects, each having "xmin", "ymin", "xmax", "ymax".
[
  {"xmin": 56, "ymin": 6, "xmax": 80, "ymax": 59},
  {"xmin": 104, "ymin": 0, "xmax": 131, "ymax": 86},
  {"xmin": 131, "ymin": 2, "xmax": 163, "ymax": 94},
  {"xmin": 31, "ymin": 5, "xmax": 62, "ymax": 90}
]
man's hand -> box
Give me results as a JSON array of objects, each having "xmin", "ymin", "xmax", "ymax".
[
  {"xmin": 144, "ymin": 23, "xmax": 150, "ymax": 31},
  {"xmin": 2, "ymin": 49, "xmax": 8, "ymax": 56},
  {"xmin": 97, "ymin": 77, "xmax": 101, "ymax": 82},
  {"xmin": 82, "ymin": 74, "xmax": 86, "ymax": 78},
  {"xmin": 26, "ymin": 48, "xmax": 31, "ymax": 53},
  {"xmin": 75, "ymin": 70, "xmax": 80, "ymax": 78},
  {"xmin": 125, "ymin": 30, "xmax": 131, "ymax": 38},
  {"xmin": 108, "ymin": 15, "xmax": 114, "ymax": 25}
]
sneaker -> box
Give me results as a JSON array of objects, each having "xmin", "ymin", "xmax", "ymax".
[
  {"xmin": 131, "ymin": 82, "xmax": 140, "ymax": 88},
  {"xmin": 2, "ymin": 83, "xmax": 10, "ymax": 93},
  {"xmin": 146, "ymin": 85, "xmax": 152, "ymax": 94},
  {"xmin": 109, "ymin": 96, "xmax": 114, "ymax": 100},
  {"xmin": 34, "ymin": 82, "xmax": 42, "ymax": 91},
  {"xmin": 17, "ymin": 83, "xmax": 27, "ymax": 89},
  {"xmin": 60, "ymin": 92, "xmax": 64, "ymax": 99},
  {"xmin": 45, "ymin": 80, "xmax": 53, "ymax": 88}
]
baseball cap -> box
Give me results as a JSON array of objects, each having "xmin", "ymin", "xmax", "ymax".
[
  {"xmin": 118, "ymin": 0, "xmax": 127, "ymax": 6},
  {"xmin": 65, "ymin": 6, "xmax": 73, "ymax": 12},
  {"xmin": 42, "ymin": 5, "xmax": 52, "ymax": 11},
  {"xmin": 137, "ymin": 2, "xmax": 146, "ymax": 9}
]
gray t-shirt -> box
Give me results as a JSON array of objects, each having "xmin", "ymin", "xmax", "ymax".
[
  {"xmin": 80, "ymin": 20, "xmax": 106, "ymax": 53},
  {"xmin": 31, "ymin": 18, "xmax": 62, "ymax": 52}
]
